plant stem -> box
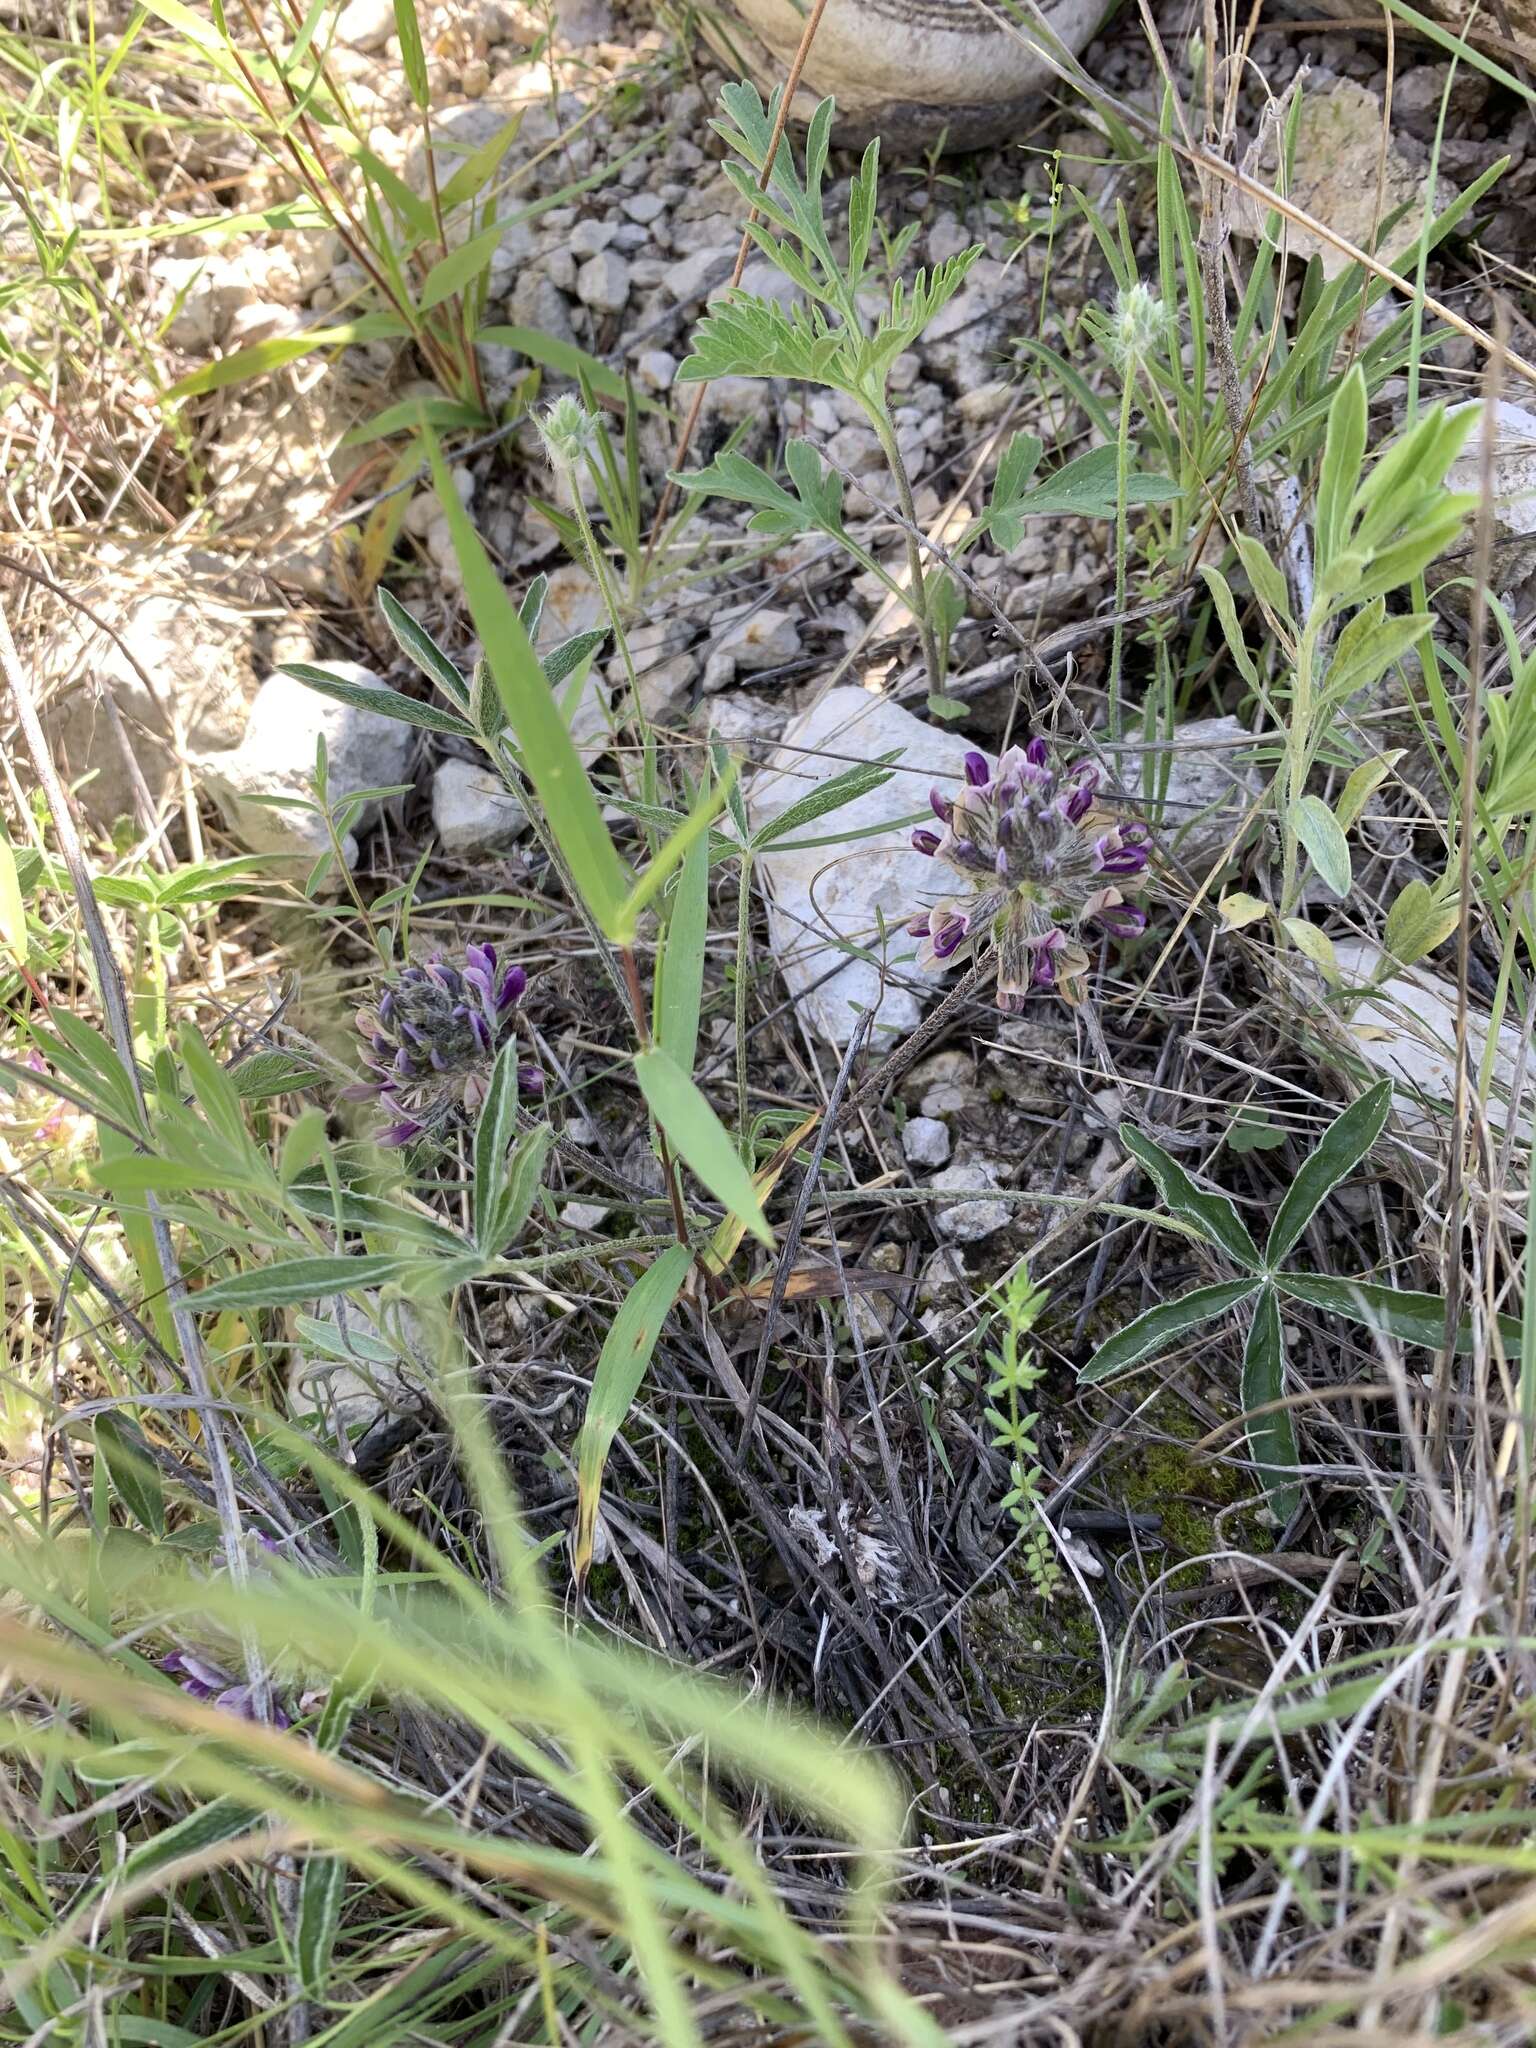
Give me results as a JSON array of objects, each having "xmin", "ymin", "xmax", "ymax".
[
  {"xmin": 866, "ymin": 403, "xmax": 942, "ymax": 698},
  {"xmin": 1108, "ymin": 368, "xmax": 1134, "ymax": 743},
  {"xmin": 570, "ymin": 458, "xmax": 651, "ymax": 784},
  {"xmin": 735, "ymin": 849, "xmax": 752, "ymax": 1154}
]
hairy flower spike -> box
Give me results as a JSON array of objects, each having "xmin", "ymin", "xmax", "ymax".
[
  {"xmin": 1110, "ymin": 279, "xmax": 1165, "ymax": 371},
  {"xmin": 537, "ymin": 394, "xmax": 600, "ymax": 473},
  {"xmin": 908, "ymin": 738, "xmax": 1150, "ymax": 1009},
  {"xmin": 351, "ymin": 941, "xmax": 541, "ymax": 1144}
]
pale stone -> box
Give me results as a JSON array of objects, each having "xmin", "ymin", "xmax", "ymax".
[
  {"xmin": 204, "ymin": 663, "xmax": 413, "ymax": 869},
  {"xmin": 902, "ymin": 1116, "xmax": 952, "ymax": 1168},
  {"xmin": 1117, "ymin": 716, "xmax": 1265, "ymax": 868},
  {"xmin": 1237, "ymin": 73, "xmax": 1452, "ymax": 279},
  {"xmin": 931, "ymin": 1159, "xmax": 1010, "ymax": 1242},
  {"xmin": 748, "ymin": 685, "xmax": 975, "ymax": 1046},
  {"xmin": 431, "ymin": 756, "xmax": 528, "ymax": 852},
  {"xmin": 702, "ymin": 0, "xmax": 1103, "ymax": 150}
]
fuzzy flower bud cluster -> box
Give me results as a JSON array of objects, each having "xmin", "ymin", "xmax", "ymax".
[
  {"xmin": 909, "ymin": 739, "xmax": 1150, "ymax": 1008},
  {"xmin": 536, "ymin": 393, "xmax": 601, "ymax": 473},
  {"xmin": 351, "ymin": 942, "xmax": 541, "ymax": 1146}
]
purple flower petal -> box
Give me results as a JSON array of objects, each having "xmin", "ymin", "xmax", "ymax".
[
  {"xmin": 912, "ymin": 829, "xmax": 941, "ymax": 856},
  {"xmin": 381, "ymin": 1119, "xmax": 424, "ymax": 1146},
  {"xmin": 907, "ymin": 914, "xmax": 931, "ymax": 938},
  {"xmin": 496, "ymin": 964, "xmax": 527, "ymax": 1009},
  {"xmin": 1024, "ymin": 736, "xmax": 1049, "ymax": 768},
  {"xmin": 929, "ymin": 789, "xmax": 953, "ymax": 823},
  {"xmin": 518, "ymin": 1065, "xmax": 545, "ymax": 1094},
  {"xmin": 469, "ymin": 1012, "xmax": 492, "ymax": 1053},
  {"xmin": 465, "ymin": 942, "xmax": 496, "ymax": 977},
  {"xmin": 1095, "ymin": 902, "xmax": 1148, "ymax": 938},
  {"xmin": 964, "ymin": 750, "xmax": 991, "ymax": 788}
]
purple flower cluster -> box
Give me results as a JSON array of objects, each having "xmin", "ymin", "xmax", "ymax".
[
  {"xmin": 351, "ymin": 942, "xmax": 542, "ymax": 1145},
  {"xmin": 161, "ymin": 1651, "xmax": 290, "ymax": 1727},
  {"xmin": 909, "ymin": 739, "xmax": 1151, "ymax": 1009}
]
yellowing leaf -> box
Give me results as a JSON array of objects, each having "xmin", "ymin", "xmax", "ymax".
[
  {"xmin": 1283, "ymin": 918, "xmax": 1339, "ymax": 982},
  {"xmin": 1218, "ymin": 891, "xmax": 1269, "ymax": 931}
]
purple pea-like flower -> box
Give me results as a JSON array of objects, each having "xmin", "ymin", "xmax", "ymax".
[
  {"xmin": 352, "ymin": 940, "xmax": 537, "ymax": 1141},
  {"xmin": 161, "ymin": 1652, "xmax": 291, "ymax": 1728},
  {"xmin": 908, "ymin": 736, "xmax": 1151, "ymax": 1007}
]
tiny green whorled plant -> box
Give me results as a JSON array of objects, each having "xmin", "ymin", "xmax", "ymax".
[
  {"xmin": 1079, "ymin": 1078, "xmax": 1519, "ymax": 1521},
  {"xmin": 982, "ymin": 1268, "xmax": 1061, "ymax": 1602},
  {"xmin": 670, "ymin": 82, "xmax": 1176, "ymax": 708}
]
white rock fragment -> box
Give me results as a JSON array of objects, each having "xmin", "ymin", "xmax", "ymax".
[
  {"xmin": 431, "ymin": 757, "xmax": 528, "ymax": 853},
  {"xmin": 1117, "ymin": 716, "xmax": 1264, "ymax": 867},
  {"xmin": 38, "ymin": 545, "xmax": 269, "ymax": 828},
  {"xmin": 576, "ymin": 249, "xmax": 629, "ymax": 313},
  {"xmin": 1237, "ymin": 72, "xmax": 1451, "ymax": 279},
  {"xmin": 665, "ymin": 245, "xmax": 736, "ymax": 303},
  {"xmin": 334, "ymin": 0, "xmax": 394, "ymax": 49},
  {"xmin": 902, "ymin": 1116, "xmax": 953, "ymax": 1169},
  {"xmin": 636, "ymin": 348, "xmax": 677, "ymax": 391},
  {"xmin": 1443, "ymin": 400, "xmax": 1536, "ymax": 586},
  {"xmin": 560, "ymin": 1201, "xmax": 611, "ymax": 1231},
  {"xmin": 748, "ymin": 685, "xmax": 975, "ymax": 1045},
  {"xmin": 716, "ymin": 608, "xmax": 802, "ymax": 672},
  {"xmin": 931, "ymin": 1159, "xmax": 1010, "ymax": 1242},
  {"xmin": 1332, "ymin": 938, "xmax": 1535, "ymax": 1148},
  {"xmin": 204, "ymin": 663, "xmax": 412, "ymax": 869}
]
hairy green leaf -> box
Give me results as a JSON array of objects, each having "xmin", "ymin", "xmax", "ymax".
[
  {"xmin": 1121, "ymin": 1125, "xmax": 1263, "ymax": 1269},
  {"xmin": 1267, "ymin": 1079, "xmax": 1392, "ymax": 1265},
  {"xmin": 1079, "ymin": 1279, "xmax": 1260, "ymax": 1384}
]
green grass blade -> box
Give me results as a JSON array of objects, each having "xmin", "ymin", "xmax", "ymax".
[
  {"xmin": 634, "ymin": 1049, "xmax": 771, "ymax": 1246},
  {"xmin": 574, "ymin": 1244, "xmax": 693, "ymax": 1579},
  {"xmin": 422, "ymin": 430, "xmax": 631, "ymax": 936}
]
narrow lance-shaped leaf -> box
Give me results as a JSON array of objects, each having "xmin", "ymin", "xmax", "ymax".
[
  {"xmin": 634, "ymin": 1047, "xmax": 771, "ymax": 1246},
  {"xmin": 378, "ymin": 589, "xmax": 470, "ymax": 706},
  {"xmin": 473, "ymin": 1036, "xmax": 527, "ymax": 1254},
  {"xmin": 1266, "ymin": 1078, "xmax": 1392, "ymax": 1266},
  {"xmin": 750, "ymin": 757, "xmax": 897, "ymax": 850},
  {"xmin": 1293, "ymin": 794, "xmax": 1352, "ymax": 898},
  {"xmin": 423, "ymin": 429, "xmax": 632, "ymax": 937},
  {"xmin": 1277, "ymin": 1271, "xmax": 1521, "ymax": 1353},
  {"xmin": 657, "ymin": 832, "xmax": 709, "ymax": 1074},
  {"xmin": 1120, "ymin": 1125, "xmax": 1263, "ymax": 1270},
  {"xmin": 574, "ymin": 1244, "xmax": 694, "ymax": 1583},
  {"xmin": 1241, "ymin": 1286, "xmax": 1301, "ymax": 1523},
  {"xmin": 191, "ymin": 1255, "xmax": 422, "ymax": 1313},
  {"xmin": 489, "ymin": 1121, "xmax": 552, "ymax": 1251},
  {"xmin": 278, "ymin": 663, "xmax": 474, "ymax": 738},
  {"xmin": 1079, "ymin": 1279, "xmax": 1261, "ymax": 1385}
]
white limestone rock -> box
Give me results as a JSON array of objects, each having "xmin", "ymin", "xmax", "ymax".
[{"xmin": 748, "ymin": 685, "xmax": 974, "ymax": 1046}]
